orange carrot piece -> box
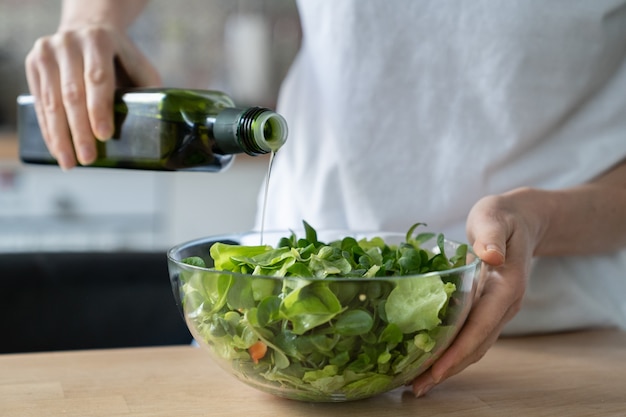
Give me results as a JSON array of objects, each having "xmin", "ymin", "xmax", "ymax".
[{"xmin": 248, "ymin": 341, "xmax": 268, "ymax": 364}]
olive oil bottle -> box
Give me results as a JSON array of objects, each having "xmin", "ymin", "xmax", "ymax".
[{"xmin": 17, "ymin": 88, "xmax": 288, "ymax": 172}]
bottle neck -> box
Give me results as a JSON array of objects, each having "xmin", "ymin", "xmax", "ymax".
[{"xmin": 212, "ymin": 107, "xmax": 288, "ymax": 155}]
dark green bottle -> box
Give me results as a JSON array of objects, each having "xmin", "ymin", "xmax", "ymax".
[{"xmin": 17, "ymin": 88, "xmax": 288, "ymax": 172}]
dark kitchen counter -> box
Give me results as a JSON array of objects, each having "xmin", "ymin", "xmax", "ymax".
[{"xmin": 0, "ymin": 251, "xmax": 192, "ymax": 353}]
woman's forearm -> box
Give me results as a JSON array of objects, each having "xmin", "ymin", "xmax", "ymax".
[
  {"xmin": 59, "ymin": 0, "xmax": 150, "ymax": 31},
  {"xmin": 510, "ymin": 160, "xmax": 626, "ymax": 257},
  {"xmin": 537, "ymin": 159, "xmax": 626, "ymax": 256}
]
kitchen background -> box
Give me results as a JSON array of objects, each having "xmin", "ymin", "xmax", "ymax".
[{"xmin": 0, "ymin": 0, "xmax": 301, "ymax": 253}]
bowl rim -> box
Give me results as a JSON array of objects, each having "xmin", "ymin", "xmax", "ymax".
[{"xmin": 167, "ymin": 229, "xmax": 481, "ymax": 282}]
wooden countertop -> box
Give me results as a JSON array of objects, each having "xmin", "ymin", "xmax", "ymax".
[
  {"xmin": 0, "ymin": 132, "xmax": 18, "ymax": 161},
  {"xmin": 1, "ymin": 329, "xmax": 624, "ymax": 416}
]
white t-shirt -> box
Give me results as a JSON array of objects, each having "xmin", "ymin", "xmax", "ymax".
[{"xmin": 257, "ymin": 0, "xmax": 626, "ymax": 334}]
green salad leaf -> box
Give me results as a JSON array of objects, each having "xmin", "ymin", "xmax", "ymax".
[
  {"xmin": 385, "ymin": 275, "xmax": 456, "ymax": 333},
  {"xmin": 179, "ymin": 221, "xmax": 469, "ymax": 401}
]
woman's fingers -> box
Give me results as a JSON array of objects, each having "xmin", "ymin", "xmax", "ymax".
[
  {"xmin": 27, "ymin": 36, "xmax": 78, "ymax": 169},
  {"xmin": 56, "ymin": 31, "xmax": 98, "ymax": 166},
  {"xmin": 26, "ymin": 31, "xmax": 89, "ymax": 169},
  {"xmin": 466, "ymin": 195, "xmax": 512, "ymax": 267},
  {"xmin": 412, "ymin": 194, "xmax": 536, "ymax": 397},
  {"xmin": 82, "ymin": 27, "xmax": 117, "ymax": 142},
  {"xmin": 24, "ymin": 24, "xmax": 161, "ymax": 170},
  {"xmin": 412, "ymin": 263, "xmax": 526, "ymax": 397}
]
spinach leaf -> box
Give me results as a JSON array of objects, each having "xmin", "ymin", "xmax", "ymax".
[{"xmin": 280, "ymin": 281, "xmax": 344, "ymax": 334}]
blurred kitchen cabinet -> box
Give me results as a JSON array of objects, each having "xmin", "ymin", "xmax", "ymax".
[
  {"xmin": 0, "ymin": 153, "xmax": 268, "ymax": 253},
  {"xmin": 0, "ymin": 162, "xmax": 166, "ymax": 252}
]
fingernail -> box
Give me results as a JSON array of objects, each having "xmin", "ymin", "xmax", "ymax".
[
  {"xmin": 485, "ymin": 244, "xmax": 503, "ymax": 254},
  {"xmin": 413, "ymin": 374, "xmax": 435, "ymax": 398},
  {"xmin": 415, "ymin": 382, "xmax": 435, "ymax": 398},
  {"xmin": 57, "ymin": 152, "xmax": 75, "ymax": 171},
  {"xmin": 95, "ymin": 121, "xmax": 112, "ymax": 140},
  {"xmin": 78, "ymin": 144, "xmax": 96, "ymax": 165},
  {"xmin": 485, "ymin": 244, "xmax": 505, "ymax": 263}
]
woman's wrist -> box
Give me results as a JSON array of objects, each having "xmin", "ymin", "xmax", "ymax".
[
  {"xmin": 503, "ymin": 180, "xmax": 626, "ymax": 258},
  {"xmin": 58, "ymin": 0, "xmax": 149, "ymax": 32}
]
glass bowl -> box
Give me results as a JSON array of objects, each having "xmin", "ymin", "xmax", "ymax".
[{"xmin": 167, "ymin": 230, "xmax": 480, "ymax": 402}]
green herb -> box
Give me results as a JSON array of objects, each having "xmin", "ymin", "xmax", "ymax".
[{"xmin": 179, "ymin": 222, "xmax": 468, "ymax": 401}]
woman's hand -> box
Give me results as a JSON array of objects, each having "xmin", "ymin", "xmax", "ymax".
[
  {"xmin": 24, "ymin": 0, "xmax": 160, "ymax": 170},
  {"xmin": 412, "ymin": 187, "xmax": 546, "ymax": 397},
  {"xmin": 412, "ymin": 159, "xmax": 626, "ymax": 397}
]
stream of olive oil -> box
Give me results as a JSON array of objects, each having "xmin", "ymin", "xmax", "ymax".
[{"xmin": 259, "ymin": 151, "xmax": 276, "ymax": 245}]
